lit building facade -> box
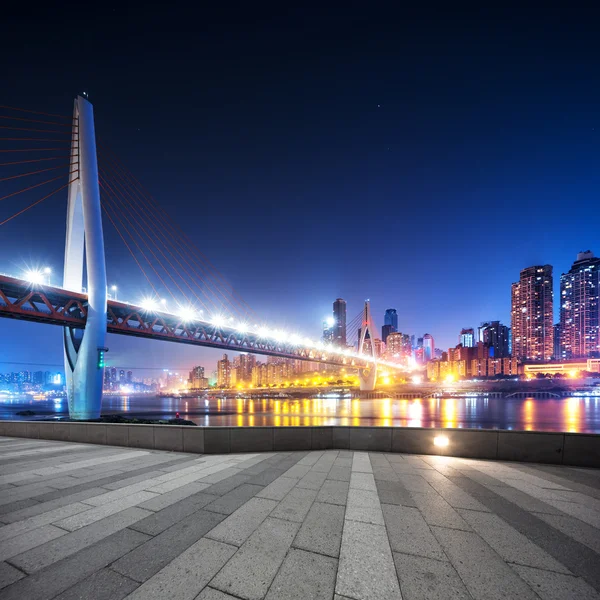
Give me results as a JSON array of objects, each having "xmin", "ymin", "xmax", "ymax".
[
  {"xmin": 382, "ymin": 309, "xmax": 398, "ymax": 343},
  {"xmin": 333, "ymin": 298, "xmax": 347, "ymax": 347},
  {"xmin": 478, "ymin": 321, "xmax": 511, "ymax": 358},
  {"xmin": 423, "ymin": 333, "xmax": 434, "ymax": 362},
  {"xmin": 459, "ymin": 328, "xmax": 475, "ymax": 347},
  {"xmin": 511, "ymin": 265, "xmax": 554, "ymax": 361},
  {"xmin": 559, "ymin": 251, "xmax": 600, "ymax": 359},
  {"xmin": 217, "ymin": 354, "xmax": 231, "ymax": 388}
]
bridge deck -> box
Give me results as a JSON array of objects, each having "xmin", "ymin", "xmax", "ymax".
[{"xmin": 0, "ymin": 437, "xmax": 598, "ymax": 599}]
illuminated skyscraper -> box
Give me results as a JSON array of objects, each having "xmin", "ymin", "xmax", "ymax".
[
  {"xmin": 423, "ymin": 334, "xmax": 434, "ymax": 361},
  {"xmin": 478, "ymin": 321, "xmax": 510, "ymax": 358},
  {"xmin": 459, "ymin": 328, "xmax": 475, "ymax": 347},
  {"xmin": 560, "ymin": 251, "xmax": 600, "ymax": 358},
  {"xmin": 511, "ymin": 265, "xmax": 554, "ymax": 361},
  {"xmin": 382, "ymin": 309, "xmax": 398, "ymax": 343},
  {"xmin": 333, "ymin": 298, "xmax": 347, "ymax": 346},
  {"xmin": 217, "ymin": 354, "xmax": 231, "ymax": 387}
]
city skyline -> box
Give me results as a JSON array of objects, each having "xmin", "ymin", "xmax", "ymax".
[{"xmin": 1, "ymin": 7, "xmax": 599, "ymax": 373}]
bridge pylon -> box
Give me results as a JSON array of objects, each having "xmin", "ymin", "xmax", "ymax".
[
  {"xmin": 357, "ymin": 300, "xmax": 377, "ymax": 391},
  {"xmin": 63, "ymin": 96, "xmax": 107, "ymax": 420}
]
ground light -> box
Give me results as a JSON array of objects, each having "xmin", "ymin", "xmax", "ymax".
[{"xmin": 433, "ymin": 435, "xmax": 449, "ymax": 448}]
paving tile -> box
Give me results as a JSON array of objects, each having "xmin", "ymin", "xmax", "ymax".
[
  {"xmin": 130, "ymin": 492, "xmax": 218, "ymax": 536},
  {"xmin": 326, "ymin": 466, "xmax": 351, "ymax": 482},
  {"xmin": 335, "ymin": 519, "xmax": 401, "ymax": 600},
  {"xmin": 202, "ymin": 473, "xmax": 251, "ymax": 496},
  {"xmin": 533, "ymin": 511, "xmax": 600, "ymax": 554},
  {"xmin": 9, "ymin": 507, "xmax": 151, "ymax": 574},
  {"xmin": 393, "ymin": 552, "xmax": 470, "ymax": 600},
  {"xmin": 210, "ymin": 517, "xmax": 299, "ymax": 600},
  {"xmin": 350, "ymin": 471, "xmax": 376, "ymax": 492},
  {"xmin": 297, "ymin": 452, "xmax": 323, "ymax": 466},
  {"xmin": 137, "ymin": 481, "xmax": 214, "ymax": 512},
  {"xmin": 316, "ymin": 479, "xmax": 349, "ymax": 506},
  {"xmin": 245, "ymin": 467, "xmax": 287, "ymax": 487},
  {"xmin": 282, "ymin": 464, "xmax": 312, "ymax": 479},
  {"xmin": 205, "ymin": 497, "xmax": 277, "ymax": 547},
  {"xmin": 432, "ymin": 526, "xmax": 539, "ymax": 599},
  {"xmin": 0, "ymin": 501, "xmax": 92, "ymax": 542},
  {"xmin": 511, "ymin": 564, "xmax": 600, "ymax": 600},
  {"xmin": 256, "ymin": 475, "xmax": 298, "ymax": 501},
  {"xmin": 458, "ymin": 508, "xmax": 570, "ymax": 573},
  {"xmin": 394, "ymin": 473, "xmax": 433, "ymax": 493},
  {"xmin": 123, "ymin": 538, "xmax": 236, "ymax": 600},
  {"xmin": 0, "ymin": 487, "xmax": 107, "ymax": 523},
  {"xmin": 293, "ymin": 501, "xmax": 345, "ymax": 558},
  {"xmin": 0, "ymin": 523, "xmax": 67, "ymax": 561},
  {"xmin": 54, "ymin": 567, "xmax": 139, "ymax": 600},
  {"xmin": 265, "ymin": 548, "xmax": 337, "ymax": 600},
  {"xmin": 55, "ymin": 491, "xmax": 158, "ymax": 531},
  {"xmin": 271, "ymin": 486, "xmax": 318, "ymax": 522},
  {"xmin": 0, "ymin": 561, "xmax": 24, "ymax": 590},
  {"xmin": 345, "ymin": 488, "xmax": 384, "ymax": 525},
  {"xmin": 296, "ymin": 470, "xmax": 328, "ymax": 490},
  {"xmin": 0, "ymin": 528, "xmax": 149, "ymax": 600},
  {"xmin": 382, "ymin": 503, "xmax": 447, "ymax": 561},
  {"xmin": 410, "ymin": 491, "xmax": 472, "ymax": 530},
  {"xmin": 351, "ymin": 452, "xmax": 373, "ymax": 473},
  {"xmin": 204, "ymin": 483, "xmax": 263, "ymax": 515},
  {"xmin": 111, "ymin": 509, "xmax": 225, "ymax": 583},
  {"xmin": 375, "ymin": 479, "xmax": 417, "ymax": 506}
]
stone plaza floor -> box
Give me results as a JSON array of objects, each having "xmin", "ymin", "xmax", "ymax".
[{"xmin": 0, "ymin": 437, "xmax": 599, "ymax": 599}]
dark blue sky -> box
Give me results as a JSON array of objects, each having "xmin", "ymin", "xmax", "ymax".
[{"xmin": 0, "ymin": 5, "xmax": 598, "ymax": 374}]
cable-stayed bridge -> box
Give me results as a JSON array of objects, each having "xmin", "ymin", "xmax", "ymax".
[{"xmin": 0, "ymin": 96, "xmax": 394, "ymax": 418}]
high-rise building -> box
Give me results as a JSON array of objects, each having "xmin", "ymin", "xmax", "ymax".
[
  {"xmin": 553, "ymin": 323, "xmax": 562, "ymax": 360},
  {"xmin": 423, "ymin": 334, "xmax": 434, "ymax": 361},
  {"xmin": 478, "ymin": 321, "xmax": 511, "ymax": 358},
  {"xmin": 333, "ymin": 298, "xmax": 347, "ymax": 347},
  {"xmin": 459, "ymin": 328, "xmax": 475, "ymax": 347},
  {"xmin": 217, "ymin": 354, "xmax": 231, "ymax": 388},
  {"xmin": 382, "ymin": 309, "xmax": 398, "ymax": 343},
  {"xmin": 381, "ymin": 324, "xmax": 394, "ymax": 343},
  {"xmin": 560, "ymin": 251, "xmax": 600, "ymax": 359},
  {"xmin": 189, "ymin": 366, "xmax": 206, "ymax": 388},
  {"xmin": 511, "ymin": 265, "xmax": 554, "ymax": 361},
  {"xmin": 322, "ymin": 317, "xmax": 334, "ymax": 343}
]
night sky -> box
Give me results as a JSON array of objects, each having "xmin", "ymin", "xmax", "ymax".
[{"xmin": 1, "ymin": 5, "xmax": 599, "ymax": 374}]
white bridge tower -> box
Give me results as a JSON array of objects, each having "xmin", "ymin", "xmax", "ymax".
[{"xmin": 63, "ymin": 95, "xmax": 107, "ymax": 420}]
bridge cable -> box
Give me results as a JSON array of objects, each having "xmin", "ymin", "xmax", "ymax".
[
  {"xmin": 99, "ymin": 180, "xmax": 183, "ymax": 304},
  {"xmin": 97, "ymin": 144, "xmax": 257, "ymax": 320},
  {"xmin": 0, "ymin": 177, "xmax": 77, "ymax": 228},
  {"xmin": 99, "ymin": 184, "xmax": 162, "ymax": 299},
  {"xmin": 0, "ymin": 105, "xmax": 73, "ymax": 120},
  {"xmin": 98, "ymin": 148, "xmax": 252, "ymax": 318},
  {"xmin": 0, "ymin": 169, "xmax": 76, "ymax": 203},
  {"xmin": 100, "ymin": 172, "xmax": 218, "ymax": 314},
  {"xmin": 98, "ymin": 160, "xmax": 239, "ymax": 318}
]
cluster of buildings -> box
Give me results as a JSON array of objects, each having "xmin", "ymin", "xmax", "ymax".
[
  {"xmin": 209, "ymin": 353, "xmax": 344, "ymax": 389},
  {"xmin": 427, "ymin": 251, "xmax": 600, "ymax": 380},
  {"xmin": 183, "ymin": 250, "xmax": 600, "ymax": 389},
  {"xmin": 103, "ymin": 367, "xmax": 161, "ymax": 393},
  {"xmin": 0, "ymin": 371, "xmax": 63, "ymax": 392}
]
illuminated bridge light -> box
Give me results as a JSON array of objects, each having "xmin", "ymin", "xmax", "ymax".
[
  {"xmin": 178, "ymin": 306, "xmax": 197, "ymax": 322},
  {"xmin": 236, "ymin": 322, "xmax": 249, "ymax": 333},
  {"xmin": 140, "ymin": 297, "xmax": 158, "ymax": 312},
  {"xmin": 24, "ymin": 269, "xmax": 45, "ymax": 285},
  {"xmin": 211, "ymin": 315, "xmax": 225, "ymax": 327}
]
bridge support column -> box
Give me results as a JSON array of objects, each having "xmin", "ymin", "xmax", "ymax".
[
  {"xmin": 357, "ymin": 300, "xmax": 377, "ymax": 391},
  {"xmin": 63, "ymin": 96, "xmax": 107, "ymax": 420}
]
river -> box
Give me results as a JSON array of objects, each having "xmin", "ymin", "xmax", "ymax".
[{"xmin": 2, "ymin": 393, "xmax": 600, "ymax": 433}]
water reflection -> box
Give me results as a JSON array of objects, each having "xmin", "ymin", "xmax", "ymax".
[{"xmin": 1, "ymin": 394, "xmax": 600, "ymax": 433}]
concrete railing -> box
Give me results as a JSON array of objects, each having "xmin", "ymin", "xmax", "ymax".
[{"xmin": 0, "ymin": 420, "xmax": 598, "ymax": 467}]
